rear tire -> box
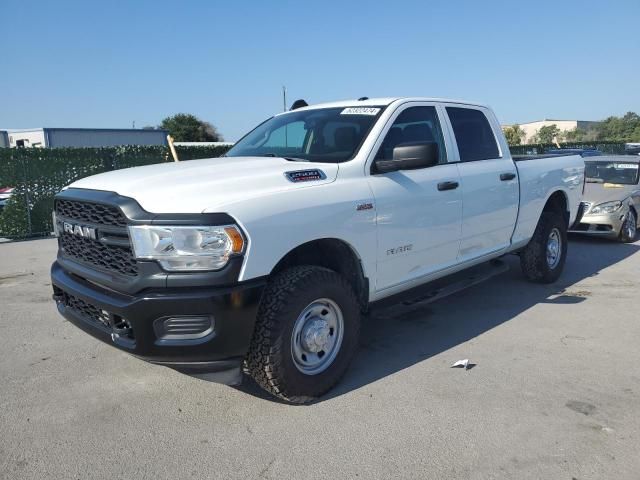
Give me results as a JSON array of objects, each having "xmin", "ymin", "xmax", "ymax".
[
  {"xmin": 246, "ymin": 266, "xmax": 360, "ymax": 404},
  {"xmin": 520, "ymin": 212, "xmax": 568, "ymax": 283},
  {"xmin": 619, "ymin": 210, "xmax": 637, "ymax": 243}
]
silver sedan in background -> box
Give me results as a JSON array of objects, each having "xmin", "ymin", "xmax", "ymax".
[{"xmin": 571, "ymin": 156, "xmax": 640, "ymax": 242}]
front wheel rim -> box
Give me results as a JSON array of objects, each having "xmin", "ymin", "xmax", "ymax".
[
  {"xmin": 546, "ymin": 227, "xmax": 562, "ymax": 269},
  {"xmin": 291, "ymin": 298, "xmax": 344, "ymax": 375},
  {"xmin": 626, "ymin": 214, "xmax": 637, "ymax": 239}
]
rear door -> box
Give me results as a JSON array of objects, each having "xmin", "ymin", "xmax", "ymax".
[
  {"xmin": 444, "ymin": 106, "xmax": 519, "ymax": 262},
  {"xmin": 366, "ymin": 103, "xmax": 463, "ymax": 292}
]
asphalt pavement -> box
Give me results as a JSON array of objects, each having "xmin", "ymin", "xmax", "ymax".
[{"xmin": 1, "ymin": 235, "xmax": 639, "ymax": 479}]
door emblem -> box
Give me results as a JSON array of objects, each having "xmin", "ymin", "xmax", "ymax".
[
  {"xmin": 387, "ymin": 244, "xmax": 413, "ymax": 255},
  {"xmin": 356, "ymin": 202, "xmax": 374, "ymax": 211}
]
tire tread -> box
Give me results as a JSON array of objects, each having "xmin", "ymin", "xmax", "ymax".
[{"xmin": 246, "ymin": 266, "xmax": 359, "ymax": 404}]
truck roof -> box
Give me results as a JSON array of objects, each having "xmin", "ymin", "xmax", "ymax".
[{"xmin": 280, "ymin": 97, "xmax": 489, "ymax": 114}]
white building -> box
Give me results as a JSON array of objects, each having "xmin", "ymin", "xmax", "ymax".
[
  {"xmin": 5, "ymin": 128, "xmax": 169, "ymax": 148},
  {"xmin": 503, "ymin": 119, "xmax": 600, "ymax": 144}
]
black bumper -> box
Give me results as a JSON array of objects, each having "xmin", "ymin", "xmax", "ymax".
[{"xmin": 51, "ymin": 261, "xmax": 265, "ymax": 384}]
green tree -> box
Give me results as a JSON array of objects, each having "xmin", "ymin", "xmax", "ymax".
[
  {"xmin": 563, "ymin": 128, "xmax": 584, "ymax": 142},
  {"xmin": 536, "ymin": 124, "xmax": 561, "ymax": 144},
  {"xmin": 160, "ymin": 114, "xmax": 223, "ymax": 142},
  {"xmin": 503, "ymin": 124, "xmax": 526, "ymax": 145},
  {"xmin": 595, "ymin": 112, "xmax": 640, "ymax": 142}
]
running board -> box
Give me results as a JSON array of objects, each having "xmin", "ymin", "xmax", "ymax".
[{"xmin": 370, "ymin": 259, "xmax": 510, "ymax": 313}]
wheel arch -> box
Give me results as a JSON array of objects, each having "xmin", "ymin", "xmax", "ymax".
[
  {"xmin": 270, "ymin": 238, "xmax": 369, "ymax": 311},
  {"xmin": 542, "ymin": 189, "xmax": 570, "ymax": 226}
]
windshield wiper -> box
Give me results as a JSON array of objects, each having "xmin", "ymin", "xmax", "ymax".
[
  {"xmin": 585, "ymin": 179, "xmax": 604, "ymax": 183},
  {"xmin": 261, "ymin": 153, "xmax": 308, "ymax": 162}
]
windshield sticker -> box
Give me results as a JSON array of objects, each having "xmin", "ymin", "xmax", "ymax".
[
  {"xmin": 341, "ymin": 107, "xmax": 380, "ymax": 116},
  {"xmin": 613, "ymin": 163, "xmax": 638, "ymax": 169}
]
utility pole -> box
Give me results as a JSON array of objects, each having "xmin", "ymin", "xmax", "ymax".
[
  {"xmin": 283, "ymin": 86, "xmax": 288, "ymax": 146},
  {"xmin": 282, "ymin": 86, "xmax": 287, "ymax": 112}
]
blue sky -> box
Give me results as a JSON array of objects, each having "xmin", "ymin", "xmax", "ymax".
[{"xmin": 2, "ymin": 0, "xmax": 639, "ymax": 141}]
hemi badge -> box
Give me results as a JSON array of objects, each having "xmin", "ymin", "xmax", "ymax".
[
  {"xmin": 356, "ymin": 202, "xmax": 374, "ymax": 211},
  {"xmin": 285, "ymin": 169, "xmax": 327, "ymax": 183}
]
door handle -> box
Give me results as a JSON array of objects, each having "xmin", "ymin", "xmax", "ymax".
[
  {"xmin": 500, "ymin": 172, "xmax": 516, "ymax": 181},
  {"xmin": 437, "ymin": 181, "xmax": 459, "ymax": 191}
]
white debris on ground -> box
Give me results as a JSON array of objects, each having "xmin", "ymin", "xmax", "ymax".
[{"xmin": 451, "ymin": 359, "xmax": 470, "ymax": 369}]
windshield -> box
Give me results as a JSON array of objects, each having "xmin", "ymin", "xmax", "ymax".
[
  {"xmin": 226, "ymin": 106, "xmax": 385, "ymax": 163},
  {"xmin": 585, "ymin": 161, "xmax": 639, "ymax": 185}
]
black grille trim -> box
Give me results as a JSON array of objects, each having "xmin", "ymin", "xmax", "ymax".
[
  {"xmin": 55, "ymin": 199, "xmax": 127, "ymax": 228},
  {"xmin": 60, "ymin": 232, "xmax": 138, "ymax": 277},
  {"xmin": 61, "ymin": 290, "xmax": 112, "ymax": 331},
  {"xmin": 55, "ymin": 287, "xmax": 135, "ymax": 342},
  {"xmin": 55, "ymin": 197, "xmax": 138, "ymax": 277}
]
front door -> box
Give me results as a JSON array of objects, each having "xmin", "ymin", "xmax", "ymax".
[{"xmin": 367, "ymin": 104, "xmax": 463, "ymax": 292}]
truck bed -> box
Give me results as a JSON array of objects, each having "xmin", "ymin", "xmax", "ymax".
[
  {"xmin": 510, "ymin": 153, "xmax": 585, "ymax": 249},
  {"xmin": 512, "ymin": 153, "xmax": 579, "ymax": 161}
]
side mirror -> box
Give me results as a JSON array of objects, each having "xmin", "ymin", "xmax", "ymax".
[{"xmin": 374, "ymin": 142, "xmax": 439, "ymax": 174}]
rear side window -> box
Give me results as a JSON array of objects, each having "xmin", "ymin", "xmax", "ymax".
[{"xmin": 446, "ymin": 107, "xmax": 500, "ymax": 162}]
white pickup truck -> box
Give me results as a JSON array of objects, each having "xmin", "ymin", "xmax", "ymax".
[{"xmin": 51, "ymin": 97, "xmax": 585, "ymax": 403}]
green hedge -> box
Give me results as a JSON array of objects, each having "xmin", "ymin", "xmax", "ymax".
[
  {"xmin": 509, "ymin": 141, "xmax": 626, "ymax": 155},
  {"xmin": 0, "ymin": 145, "xmax": 231, "ymax": 238}
]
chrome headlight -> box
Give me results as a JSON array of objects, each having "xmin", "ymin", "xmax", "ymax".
[
  {"xmin": 587, "ymin": 201, "xmax": 622, "ymax": 215},
  {"xmin": 128, "ymin": 225, "xmax": 244, "ymax": 271}
]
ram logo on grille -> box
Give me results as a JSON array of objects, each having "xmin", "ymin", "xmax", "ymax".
[{"xmin": 63, "ymin": 222, "xmax": 97, "ymax": 240}]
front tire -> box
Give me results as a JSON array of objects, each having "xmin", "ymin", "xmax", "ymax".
[
  {"xmin": 520, "ymin": 212, "xmax": 568, "ymax": 283},
  {"xmin": 246, "ymin": 266, "xmax": 360, "ymax": 403},
  {"xmin": 619, "ymin": 210, "xmax": 637, "ymax": 243}
]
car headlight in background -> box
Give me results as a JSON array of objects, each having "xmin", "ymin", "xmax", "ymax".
[
  {"xmin": 129, "ymin": 225, "xmax": 244, "ymax": 271},
  {"xmin": 587, "ymin": 201, "xmax": 622, "ymax": 216}
]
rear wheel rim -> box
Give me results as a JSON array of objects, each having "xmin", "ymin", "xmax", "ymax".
[
  {"xmin": 546, "ymin": 228, "xmax": 562, "ymax": 269},
  {"xmin": 291, "ymin": 298, "xmax": 344, "ymax": 375}
]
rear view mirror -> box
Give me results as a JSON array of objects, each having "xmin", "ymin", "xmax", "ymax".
[{"xmin": 374, "ymin": 142, "xmax": 439, "ymax": 174}]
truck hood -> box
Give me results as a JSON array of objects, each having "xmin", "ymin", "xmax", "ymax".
[
  {"xmin": 68, "ymin": 156, "xmax": 338, "ymax": 213},
  {"xmin": 583, "ymin": 182, "xmax": 636, "ymax": 205}
]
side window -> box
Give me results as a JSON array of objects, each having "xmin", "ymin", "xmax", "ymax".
[
  {"xmin": 446, "ymin": 107, "xmax": 500, "ymax": 162},
  {"xmin": 264, "ymin": 121, "xmax": 306, "ymax": 148},
  {"xmin": 376, "ymin": 106, "xmax": 447, "ymax": 164}
]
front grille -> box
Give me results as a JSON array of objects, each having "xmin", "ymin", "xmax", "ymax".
[
  {"xmin": 573, "ymin": 223, "xmax": 590, "ymax": 231},
  {"xmin": 55, "ymin": 198, "xmax": 138, "ymax": 277},
  {"xmin": 55, "ymin": 199, "xmax": 127, "ymax": 228},
  {"xmin": 60, "ymin": 232, "xmax": 138, "ymax": 276}
]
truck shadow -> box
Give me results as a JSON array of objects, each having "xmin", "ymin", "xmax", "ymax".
[{"xmin": 237, "ymin": 236, "xmax": 639, "ymax": 404}]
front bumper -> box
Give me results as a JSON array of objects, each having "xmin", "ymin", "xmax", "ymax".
[
  {"xmin": 569, "ymin": 210, "xmax": 626, "ymax": 238},
  {"xmin": 51, "ymin": 261, "xmax": 265, "ymax": 384}
]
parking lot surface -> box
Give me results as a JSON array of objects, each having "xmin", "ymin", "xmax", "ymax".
[{"xmin": 1, "ymin": 236, "xmax": 639, "ymax": 479}]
